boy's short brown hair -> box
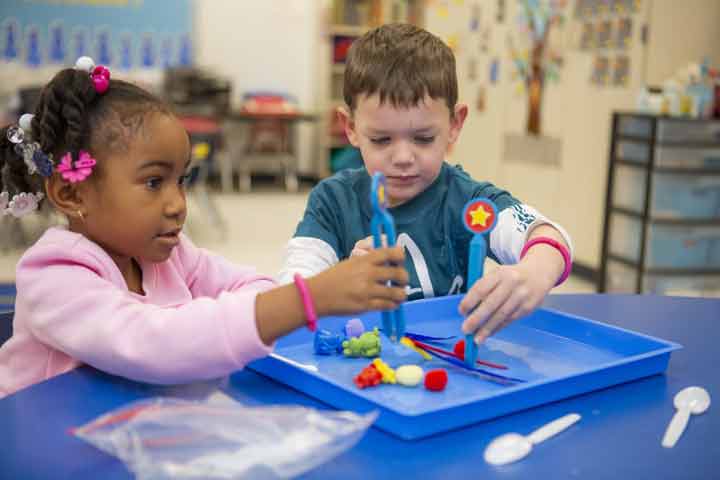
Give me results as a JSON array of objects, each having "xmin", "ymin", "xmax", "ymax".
[{"xmin": 343, "ymin": 23, "xmax": 458, "ymax": 113}]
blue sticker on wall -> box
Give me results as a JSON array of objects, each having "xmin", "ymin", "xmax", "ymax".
[
  {"xmin": 178, "ymin": 33, "xmax": 191, "ymax": 66},
  {"xmin": 160, "ymin": 35, "xmax": 173, "ymax": 68},
  {"xmin": 3, "ymin": 18, "xmax": 20, "ymax": 61},
  {"xmin": 49, "ymin": 21, "xmax": 65, "ymax": 63},
  {"xmin": 119, "ymin": 31, "xmax": 133, "ymax": 70},
  {"xmin": 72, "ymin": 27, "xmax": 89, "ymax": 60},
  {"xmin": 25, "ymin": 25, "xmax": 42, "ymax": 67},
  {"xmin": 490, "ymin": 57, "xmax": 500, "ymax": 84},
  {"xmin": 95, "ymin": 27, "xmax": 112, "ymax": 65},
  {"xmin": 141, "ymin": 33, "xmax": 155, "ymax": 67}
]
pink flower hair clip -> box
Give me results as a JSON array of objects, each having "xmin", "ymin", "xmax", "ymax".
[
  {"xmin": 75, "ymin": 56, "xmax": 110, "ymax": 94},
  {"xmin": 56, "ymin": 151, "xmax": 97, "ymax": 183}
]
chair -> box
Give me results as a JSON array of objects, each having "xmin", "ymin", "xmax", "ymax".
[
  {"xmin": 0, "ymin": 310, "xmax": 13, "ymax": 347},
  {"xmin": 177, "ymin": 115, "xmax": 228, "ymax": 241}
]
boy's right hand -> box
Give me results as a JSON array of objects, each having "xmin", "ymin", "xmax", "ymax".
[
  {"xmin": 350, "ymin": 235, "xmax": 387, "ymax": 257},
  {"xmin": 309, "ymin": 246, "xmax": 407, "ymax": 315}
]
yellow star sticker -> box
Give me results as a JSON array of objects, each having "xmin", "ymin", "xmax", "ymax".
[
  {"xmin": 378, "ymin": 184, "xmax": 385, "ymax": 205},
  {"xmin": 470, "ymin": 205, "xmax": 491, "ymax": 227}
]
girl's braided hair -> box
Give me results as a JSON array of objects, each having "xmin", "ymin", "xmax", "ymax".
[{"xmin": 1, "ymin": 66, "xmax": 171, "ymax": 199}]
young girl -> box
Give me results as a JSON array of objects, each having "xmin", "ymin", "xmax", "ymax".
[{"xmin": 0, "ymin": 57, "xmax": 408, "ymax": 398}]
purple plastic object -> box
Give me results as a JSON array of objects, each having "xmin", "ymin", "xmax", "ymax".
[{"xmin": 344, "ymin": 318, "xmax": 365, "ymax": 338}]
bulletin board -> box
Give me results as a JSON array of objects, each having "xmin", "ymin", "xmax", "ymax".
[{"xmin": 0, "ymin": 0, "xmax": 193, "ymax": 70}]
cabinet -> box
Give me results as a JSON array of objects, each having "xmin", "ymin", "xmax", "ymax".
[
  {"xmin": 600, "ymin": 112, "xmax": 720, "ymax": 297},
  {"xmin": 319, "ymin": 0, "xmax": 424, "ymax": 176}
]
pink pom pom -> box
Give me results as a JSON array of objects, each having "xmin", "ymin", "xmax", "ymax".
[
  {"xmin": 92, "ymin": 65, "xmax": 111, "ymax": 80},
  {"xmin": 91, "ymin": 65, "xmax": 111, "ymax": 94},
  {"xmin": 93, "ymin": 76, "xmax": 109, "ymax": 94}
]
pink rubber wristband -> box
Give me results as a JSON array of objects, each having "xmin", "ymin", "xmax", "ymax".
[
  {"xmin": 293, "ymin": 273, "xmax": 317, "ymax": 332},
  {"xmin": 520, "ymin": 237, "xmax": 572, "ymax": 286}
]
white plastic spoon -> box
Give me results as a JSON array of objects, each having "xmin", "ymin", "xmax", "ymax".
[
  {"xmin": 484, "ymin": 413, "xmax": 581, "ymax": 466},
  {"xmin": 269, "ymin": 353, "xmax": 319, "ymax": 372},
  {"xmin": 662, "ymin": 386, "xmax": 710, "ymax": 448}
]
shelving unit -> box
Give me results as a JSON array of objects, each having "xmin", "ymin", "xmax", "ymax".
[
  {"xmin": 599, "ymin": 112, "xmax": 720, "ymax": 297},
  {"xmin": 317, "ymin": 0, "xmax": 424, "ymax": 177}
]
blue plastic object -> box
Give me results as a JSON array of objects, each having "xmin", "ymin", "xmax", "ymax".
[
  {"xmin": 248, "ymin": 294, "xmax": 681, "ymax": 440},
  {"xmin": 403, "ymin": 332, "xmax": 457, "ymax": 342},
  {"xmin": 313, "ymin": 329, "xmax": 344, "ymax": 355},
  {"xmin": 370, "ymin": 172, "xmax": 405, "ymax": 341},
  {"xmin": 415, "ymin": 342, "xmax": 525, "ymax": 383},
  {"xmin": 461, "ymin": 198, "xmax": 499, "ymax": 367}
]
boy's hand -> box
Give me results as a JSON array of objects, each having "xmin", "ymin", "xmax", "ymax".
[
  {"xmin": 350, "ymin": 235, "xmax": 387, "ymax": 257},
  {"xmin": 458, "ymin": 262, "xmax": 556, "ymax": 345},
  {"xmin": 310, "ymin": 246, "xmax": 408, "ymax": 315}
]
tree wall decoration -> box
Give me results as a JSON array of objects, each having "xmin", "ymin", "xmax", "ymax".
[{"xmin": 508, "ymin": 0, "xmax": 566, "ymax": 136}]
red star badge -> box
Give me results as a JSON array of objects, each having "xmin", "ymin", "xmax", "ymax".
[{"xmin": 462, "ymin": 198, "xmax": 498, "ymax": 235}]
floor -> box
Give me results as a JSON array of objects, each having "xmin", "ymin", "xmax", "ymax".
[{"xmin": 0, "ymin": 187, "xmax": 598, "ymax": 294}]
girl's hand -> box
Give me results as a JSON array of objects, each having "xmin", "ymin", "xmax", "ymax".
[
  {"xmin": 310, "ymin": 246, "xmax": 407, "ymax": 315},
  {"xmin": 350, "ymin": 235, "xmax": 387, "ymax": 257},
  {"xmin": 458, "ymin": 262, "xmax": 556, "ymax": 345}
]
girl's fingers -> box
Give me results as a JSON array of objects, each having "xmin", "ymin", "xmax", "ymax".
[
  {"xmin": 459, "ymin": 270, "xmax": 500, "ymax": 315},
  {"xmin": 374, "ymin": 265, "xmax": 409, "ymax": 286},
  {"xmin": 369, "ymin": 246, "xmax": 405, "ymax": 265},
  {"xmin": 368, "ymin": 298, "xmax": 403, "ymax": 311},
  {"xmin": 370, "ymin": 283, "xmax": 407, "ymax": 302}
]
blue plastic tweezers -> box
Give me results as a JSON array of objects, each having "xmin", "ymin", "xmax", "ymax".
[
  {"xmin": 370, "ymin": 172, "xmax": 406, "ymax": 342},
  {"xmin": 461, "ymin": 198, "xmax": 499, "ymax": 368}
]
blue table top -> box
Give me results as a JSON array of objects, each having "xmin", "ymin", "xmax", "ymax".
[{"xmin": 2, "ymin": 294, "xmax": 718, "ymax": 479}]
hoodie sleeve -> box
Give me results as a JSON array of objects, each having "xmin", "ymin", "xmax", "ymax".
[{"xmin": 15, "ymin": 237, "xmax": 276, "ymax": 385}]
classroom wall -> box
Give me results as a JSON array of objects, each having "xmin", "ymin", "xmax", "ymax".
[
  {"xmin": 193, "ymin": 0, "xmax": 324, "ymax": 176},
  {"xmin": 644, "ymin": 0, "xmax": 720, "ymax": 84},
  {"xmin": 425, "ymin": 0, "xmax": 720, "ymax": 272}
]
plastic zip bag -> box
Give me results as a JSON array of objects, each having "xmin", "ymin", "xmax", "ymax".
[{"xmin": 73, "ymin": 395, "xmax": 377, "ymax": 479}]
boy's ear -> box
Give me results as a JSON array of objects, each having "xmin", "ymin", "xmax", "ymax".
[
  {"xmin": 448, "ymin": 103, "xmax": 468, "ymax": 144},
  {"xmin": 337, "ymin": 106, "xmax": 360, "ymax": 147},
  {"xmin": 44, "ymin": 175, "xmax": 88, "ymax": 220}
]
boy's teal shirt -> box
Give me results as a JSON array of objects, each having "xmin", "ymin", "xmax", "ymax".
[{"xmin": 294, "ymin": 163, "xmax": 535, "ymax": 301}]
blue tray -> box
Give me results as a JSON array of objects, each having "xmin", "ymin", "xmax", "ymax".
[{"xmin": 248, "ymin": 295, "xmax": 681, "ymax": 440}]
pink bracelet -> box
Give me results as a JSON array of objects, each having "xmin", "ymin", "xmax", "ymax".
[
  {"xmin": 520, "ymin": 236, "xmax": 572, "ymax": 286},
  {"xmin": 293, "ymin": 273, "xmax": 317, "ymax": 332}
]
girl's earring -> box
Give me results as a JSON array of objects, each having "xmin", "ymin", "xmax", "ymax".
[{"xmin": 77, "ymin": 210, "xmax": 85, "ymax": 221}]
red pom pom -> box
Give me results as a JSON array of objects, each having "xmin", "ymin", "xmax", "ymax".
[
  {"xmin": 354, "ymin": 364, "xmax": 382, "ymax": 389},
  {"xmin": 424, "ymin": 369, "xmax": 448, "ymax": 391},
  {"xmin": 453, "ymin": 339, "xmax": 465, "ymax": 360}
]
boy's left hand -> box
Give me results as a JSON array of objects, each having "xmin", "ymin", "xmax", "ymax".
[{"xmin": 458, "ymin": 262, "xmax": 556, "ymax": 345}]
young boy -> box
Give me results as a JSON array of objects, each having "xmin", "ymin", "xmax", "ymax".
[{"xmin": 279, "ymin": 23, "xmax": 573, "ymax": 344}]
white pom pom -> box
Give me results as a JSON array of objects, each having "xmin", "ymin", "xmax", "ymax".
[
  {"xmin": 18, "ymin": 113, "xmax": 34, "ymax": 131},
  {"xmin": 75, "ymin": 56, "xmax": 95, "ymax": 72}
]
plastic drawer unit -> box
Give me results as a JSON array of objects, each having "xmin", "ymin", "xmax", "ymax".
[
  {"xmin": 609, "ymin": 215, "xmax": 720, "ymax": 269},
  {"xmin": 612, "ymin": 165, "xmax": 720, "ymax": 219},
  {"xmin": 601, "ymin": 113, "xmax": 720, "ymax": 296},
  {"xmin": 606, "ymin": 260, "xmax": 720, "ymax": 296}
]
